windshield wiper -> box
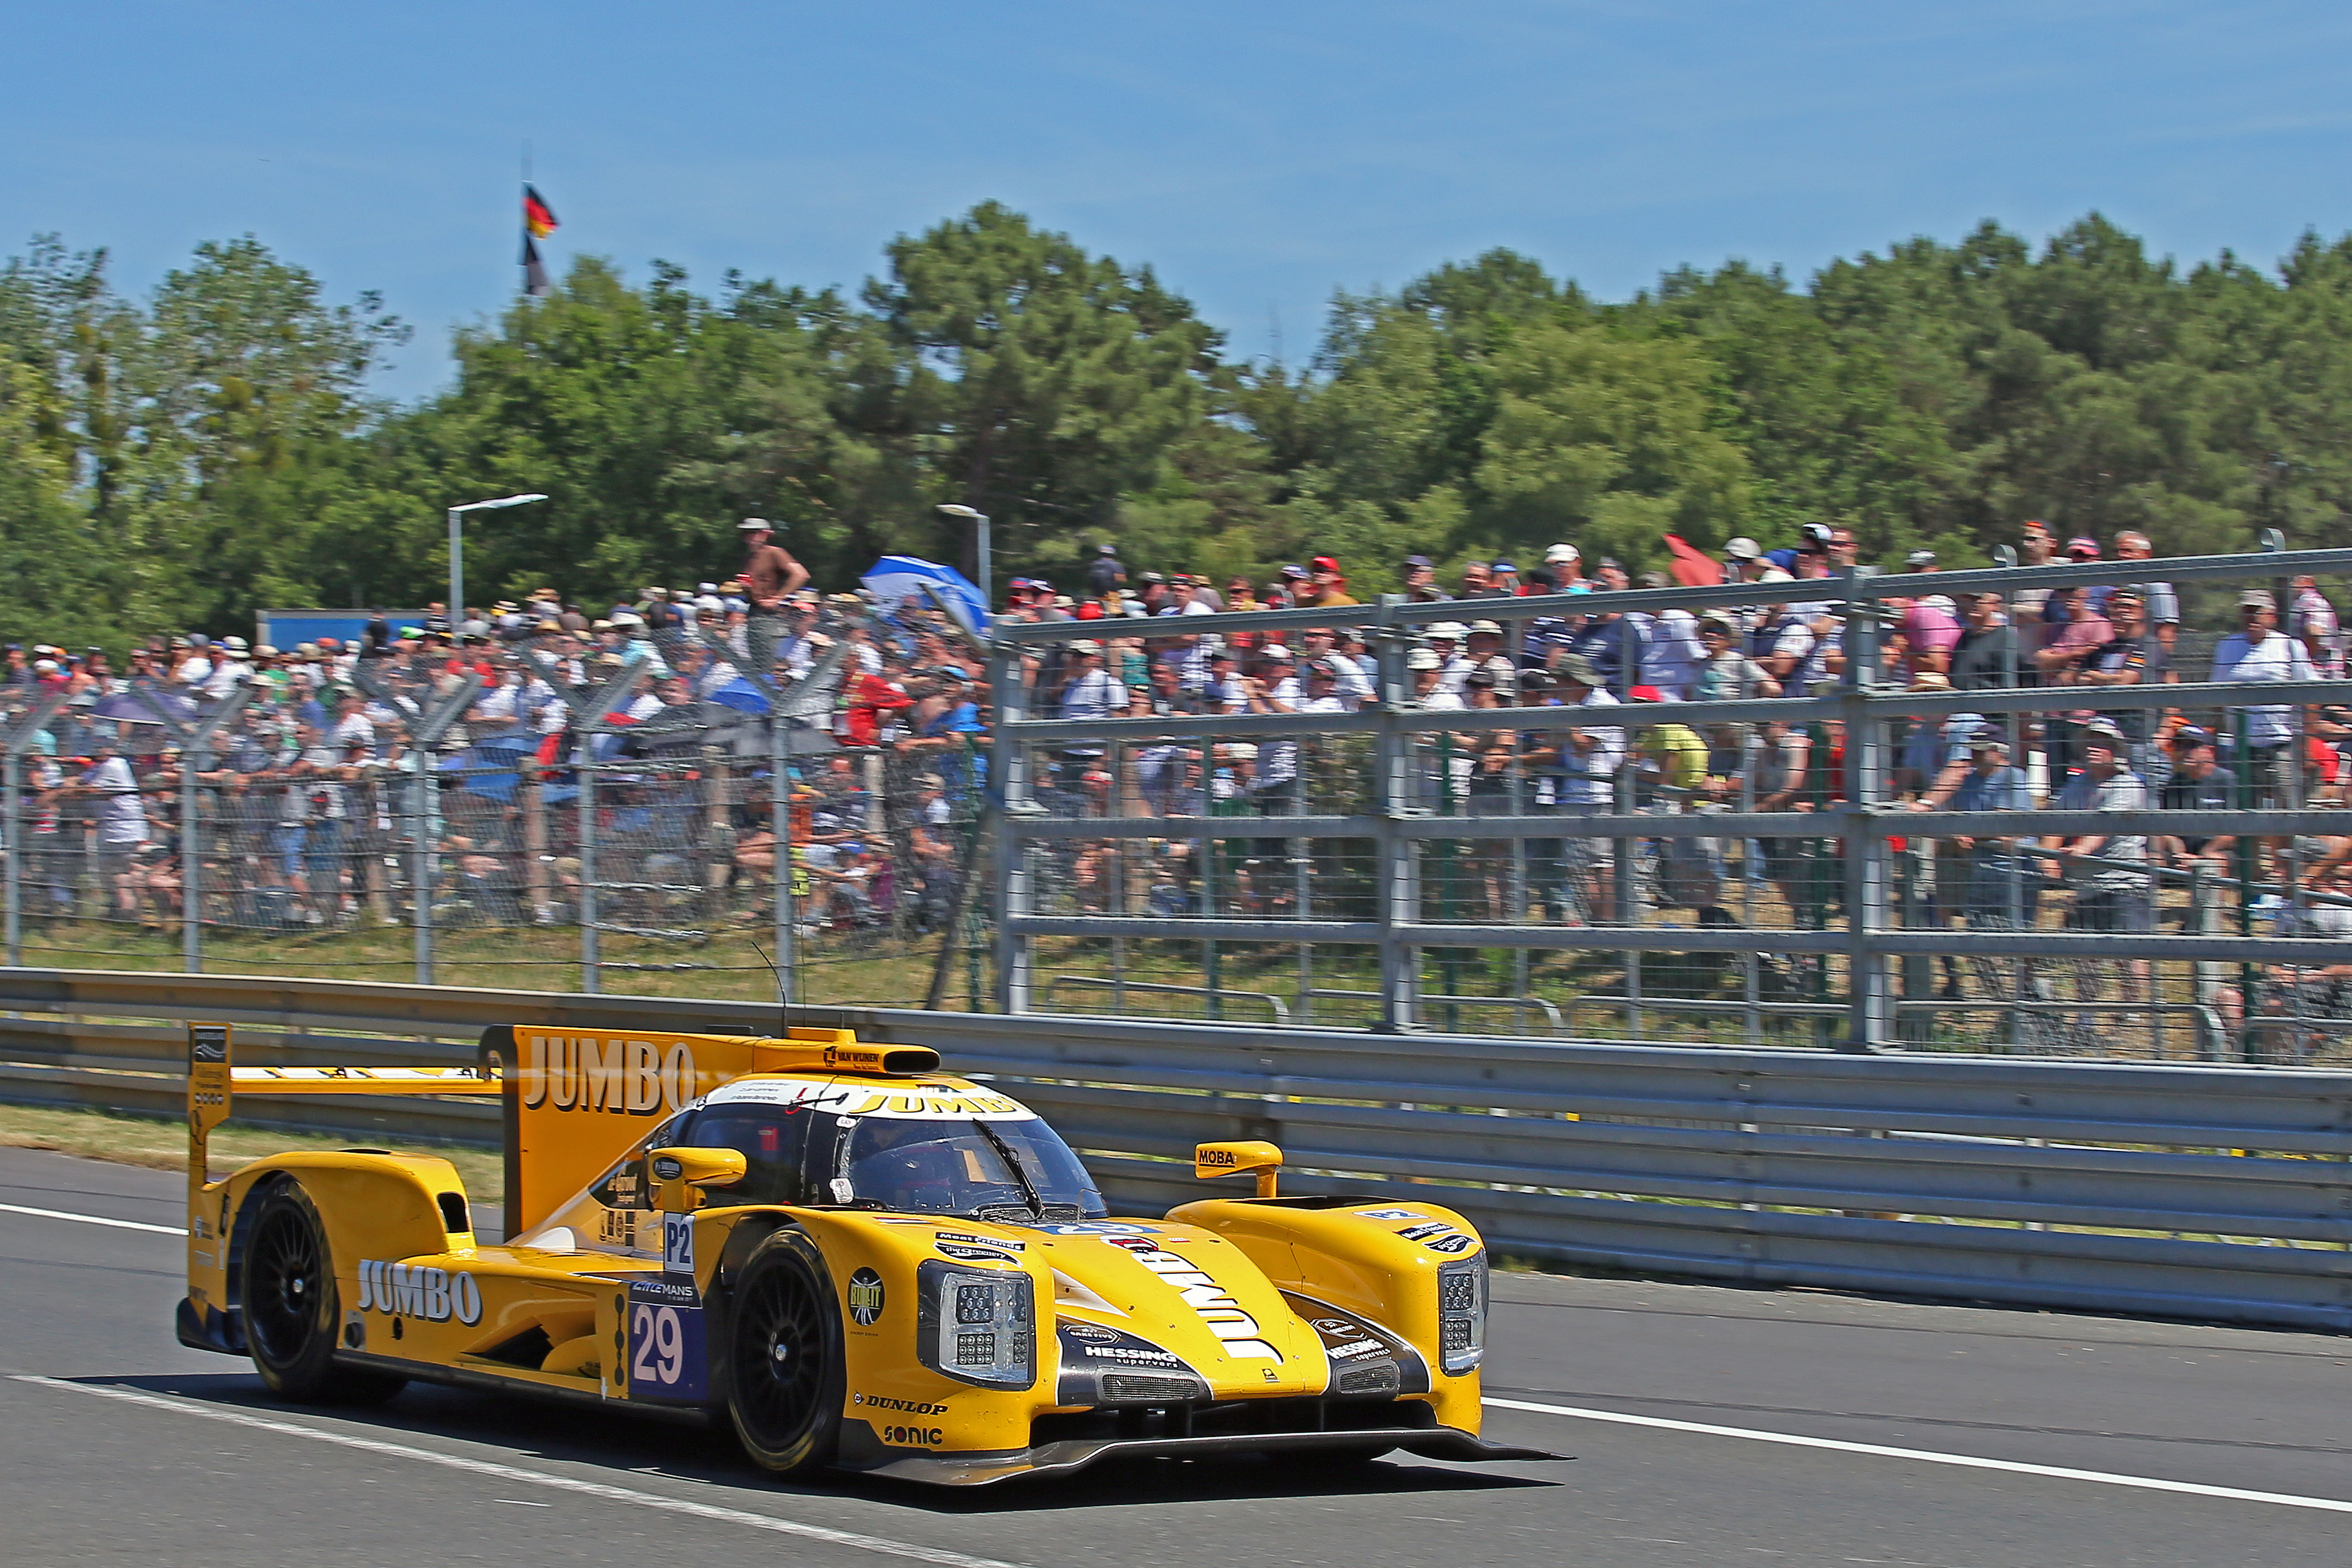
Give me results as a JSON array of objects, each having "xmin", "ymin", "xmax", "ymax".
[{"xmin": 970, "ymin": 1118, "xmax": 1044, "ymax": 1219}]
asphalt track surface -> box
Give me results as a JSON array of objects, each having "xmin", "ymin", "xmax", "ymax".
[{"xmin": 6, "ymin": 1145, "xmax": 2351, "ymax": 1568}]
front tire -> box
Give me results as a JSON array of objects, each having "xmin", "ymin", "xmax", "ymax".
[
  {"xmin": 725, "ymin": 1229, "xmax": 843, "ymax": 1477},
  {"xmin": 239, "ymin": 1181, "xmax": 405, "ymax": 1406}
]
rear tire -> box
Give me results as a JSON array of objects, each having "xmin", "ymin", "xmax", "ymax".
[
  {"xmin": 239, "ymin": 1181, "xmax": 406, "ymax": 1406},
  {"xmin": 725, "ymin": 1229, "xmax": 843, "ymax": 1477}
]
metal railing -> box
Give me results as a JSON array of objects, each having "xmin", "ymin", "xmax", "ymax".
[
  {"xmin": 0, "ymin": 966, "xmax": 2346, "ymax": 1330},
  {"xmin": 983, "ymin": 544, "xmax": 2352, "ymax": 1061},
  {"xmin": 0, "ymin": 603, "xmax": 991, "ymax": 1009}
]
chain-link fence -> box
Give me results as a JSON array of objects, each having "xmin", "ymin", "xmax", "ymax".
[
  {"xmin": 988, "ymin": 543, "xmax": 2352, "ymax": 1063},
  {"xmin": 22, "ymin": 542, "xmax": 2352, "ymax": 1060},
  {"xmin": 0, "ymin": 599, "xmax": 993, "ymax": 1009}
]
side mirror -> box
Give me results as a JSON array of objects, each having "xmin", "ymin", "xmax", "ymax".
[
  {"xmin": 1194, "ymin": 1140, "xmax": 1283, "ymax": 1199},
  {"xmin": 648, "ymin": 1146, "xmax": 747, "ymax": 1211}
]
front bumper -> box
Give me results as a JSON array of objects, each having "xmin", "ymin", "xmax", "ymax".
[{"xmin": 843, "ymin": 1425, "xmax": 1563, "ymax": 1486}]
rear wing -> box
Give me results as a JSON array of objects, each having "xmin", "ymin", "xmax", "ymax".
[
  {"xmin": 184, "ymin": 1019, "xmax": 940, "ymax": 1244},
  {"xmin": 185, "ymin": 1022, "xmax": 500, "ymax": 1191}
]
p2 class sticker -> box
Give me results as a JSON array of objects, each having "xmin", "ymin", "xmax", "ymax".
[
  {"xmin": 847, "ymin": 1268, "xmax": 887, "ymax": 1327},
  {"xmin": 625, "ymin": 1279, "xmax": 707, "ymax": 1402},
  {"xmin": 661, "ymin": 1212, "xmax": 695, "ymax": 1278},
  {"xmin": 1022, "ymin": 1221, "xmax": 1157, "ymax": 1236},
  {"xmin": 1053, "ymin": 1320, "xmax": 1200, "ymax": 1406},
  {"xmin": 1354, "ymin": 1208, "xmax": 1425, "ymax": 1221}
]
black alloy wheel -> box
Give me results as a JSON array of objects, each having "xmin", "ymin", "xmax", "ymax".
[
  {"xmin": 239, "ymin": 1181, "xmax": 405, "ymax": 1405},
  {"xmin": 725, "ymin": 1229, "xmax": 843, "ymax": 1476}
]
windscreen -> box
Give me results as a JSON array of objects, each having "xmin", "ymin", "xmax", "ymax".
[{"xmin": 821, "ymin": 1114, "xmax": 1107, "ymax": 1221}]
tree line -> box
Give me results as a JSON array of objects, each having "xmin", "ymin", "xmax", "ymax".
[{"xmin": 6, "ymin": 202, "xmax": 2352, "ymax": 649}]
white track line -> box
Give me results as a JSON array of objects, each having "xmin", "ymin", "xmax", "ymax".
[
  {"xmin": 18, "ymin": 1194, "xmax": 2342, "ymax": 1520},
  {"xmin": 15, "ymin": 1377, "xmax": 1033, "ymax": 1568},
  {"xmin": 0, "ymin": 1202, "xmax": 184, "ymax": 1235},
  {"xmin": 1484, "ymin": 1396, "xmax": 2352, "ymax": 1514}
]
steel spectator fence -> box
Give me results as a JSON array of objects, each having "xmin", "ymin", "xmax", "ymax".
[
  {"xmin": 985, "ymin": 543, "xmax": 2352, "ymax": 1063},
  {"xmin": 0, "ymin": 602, "xmax": 988, "ymax": 1010},
  {"xmin": 0, "ymin": 968, "xmax": 2345, "ymax": 1330}
]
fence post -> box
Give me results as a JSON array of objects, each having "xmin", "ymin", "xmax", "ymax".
[
  {"xmin": 411, "ymin": 753, "xmax": 435, "ymax": 984},
  {"xmin": 2, "ymin": 742, "xmax": 16, "ymax": 970},
  {"xmin": 1372, "ymin": 596, "xmax": 1417, "ymax": 1032},
  {"xmin": 523, "ymin": 767, "xmax": 549, "ymax": 923},
  {"xmin": 1841, "ymin": 564, "xmax": 1891, "ymax": 1053},
  {"xmin": 0, "ymin": 694, "xmax": 58, "ymax": 968},
  {"xmin": 770, "ymin": 710, "xmax": 793, "ymax": 1006},
  {"xmin": 989, "ymin": 638, "xmax": 1031, "ymax": 1014},
  {"xmin": 579, "ymin": 744, "xmax": 600, "ymax": 995},
  {"xmin": 179, "ymin": 686, "xmax": 254, "ymax": 975}
]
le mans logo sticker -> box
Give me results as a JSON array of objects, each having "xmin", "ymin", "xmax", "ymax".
[{"xmin": 848, "ymin": 1268, "xmax": 887, "ymax": 1327}]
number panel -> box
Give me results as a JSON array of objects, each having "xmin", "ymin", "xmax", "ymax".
[{"xmin": 625, "ymin": 1280, "xmax": 707, "ymax": 1402}]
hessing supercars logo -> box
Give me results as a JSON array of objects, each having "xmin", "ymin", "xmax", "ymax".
[
  {"xmin": 518, "ymin": 1034, "xmax": 698, "ymax": 1116},
  {"xmin": 1103, "ymin": 1237, "xmax": 1282, "ymax": 1362},
  {"xmin": 355, "ymin": 1259, "xmax": 483, "ymax": 1325}
]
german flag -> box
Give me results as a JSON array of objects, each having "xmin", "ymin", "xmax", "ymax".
[{"xmin": 523, "ymin": 186, "xmax": 559, "ymax": 239}]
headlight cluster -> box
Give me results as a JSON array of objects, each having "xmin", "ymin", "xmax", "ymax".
[
  {"xmin": 1436, "ymin": 1255, "xmax": 1486, "ymax": 1374},
  {"xmin": 915, "ymin": 1259, "xmax": 1035, "ymax": 1388}
]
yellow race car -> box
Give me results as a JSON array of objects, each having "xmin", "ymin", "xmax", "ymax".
[{"xmin": 176, "ymin": 1022, "xmax": 1547, "ymax": 1484}]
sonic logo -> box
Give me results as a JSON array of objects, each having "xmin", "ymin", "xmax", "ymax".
[
  {"xmin": 519, "ymin": 1035, "xmax": 696, "ymax": 1116},
  {"xmin": 1104, "ymin": 1237, "xmax": 1282, "ymax": 1362},
  {"xmin": 355, "ymin": 1259, "xmax": 482, "ymax": 1325}
]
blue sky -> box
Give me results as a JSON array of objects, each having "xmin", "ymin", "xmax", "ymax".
[{"xmin": 10, "ymin": 1, "xmax": 2352, "ymax": 400}]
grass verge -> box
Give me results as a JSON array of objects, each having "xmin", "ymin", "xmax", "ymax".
[{"xmin": 0, "ymin": 1100, "xmax": 503, "ymax": 1204}]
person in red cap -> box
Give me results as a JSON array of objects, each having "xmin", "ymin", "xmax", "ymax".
[{"xmin": 1301, "ymin": 555, "xmax": 1359, "ymax": 608}]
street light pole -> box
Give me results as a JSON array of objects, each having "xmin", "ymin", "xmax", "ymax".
[
  {"xmin": 936, "ymin": 504, "xmax": 991, "ymax": 610},
  {"xmin": 446, "ymin": 493, "xmax": 549, "ymax": 631}
]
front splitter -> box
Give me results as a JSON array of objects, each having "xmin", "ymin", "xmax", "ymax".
[{"xmin": 846, "ymin": 1426, "xmax": 1566, "ymax": 1486}]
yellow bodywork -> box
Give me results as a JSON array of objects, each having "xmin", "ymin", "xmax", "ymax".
[{"xmin": 177, "ymin": 1020, "xmax": 1518, "ymax": 1484}]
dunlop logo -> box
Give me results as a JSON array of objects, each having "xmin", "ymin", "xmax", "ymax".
[{"xmin": 520, "ymin": 1036, "xmax": 698, "ymax": 1116}]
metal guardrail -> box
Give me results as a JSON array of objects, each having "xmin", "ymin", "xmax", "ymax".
[
  {"xmin": 1044, "ymin": 975, "xmax": 1291, "ymax": 1024},
  {"xmin": 1, "ymin": 967, "xmax": 2347, "ymax": 1329}
]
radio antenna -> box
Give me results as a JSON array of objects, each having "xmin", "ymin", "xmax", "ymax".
[{"xmin": 747, "ymin": 934, "xmax": 788, "ymax": 1040}]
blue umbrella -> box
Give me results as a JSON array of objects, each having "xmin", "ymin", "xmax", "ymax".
[
  {"xmin": 710, "ymin": 678, "xmax": 769, "ymax": 715},
  {"xmin": 859, "ymin": 556, "xmax": 990, "ymax": 634}
]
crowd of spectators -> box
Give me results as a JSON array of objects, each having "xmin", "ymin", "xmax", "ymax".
[
  {"xmin": 8, "ymin": 514, "xmax": 2352, "ymax": 1045},
  {"xmin": 0, "ymin": 518, "xmax": 990, "ymax": 941},
  {"xmin": 990, "ymin": 523, "xmax": 2352, "ymax": 1045}
]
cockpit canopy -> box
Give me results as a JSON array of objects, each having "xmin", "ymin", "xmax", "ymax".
[{"xmin": 592, "ymin": 1075, "xmax": 1108, "ymax": 1224}]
